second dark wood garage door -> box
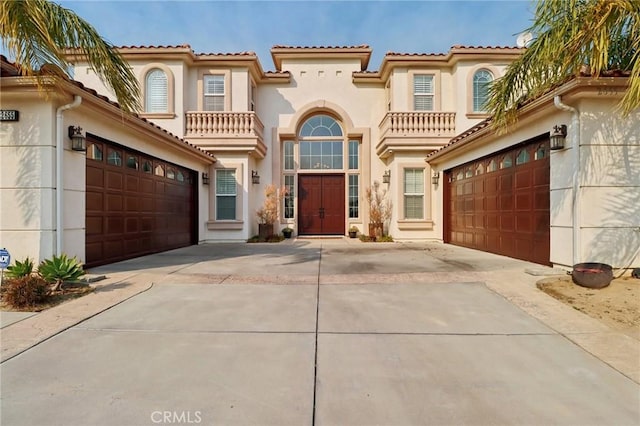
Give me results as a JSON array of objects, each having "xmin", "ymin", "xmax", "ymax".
[
  {"xmin": 445, "ymin": 138, "xmax": 550, "ymax": 265},
  {"xmin": 85, "ymin": 135, "xmax": 197, "ymax": 267}
]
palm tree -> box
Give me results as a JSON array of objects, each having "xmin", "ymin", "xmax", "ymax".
[
  {"xmin": 0, "ymin": 0, "xmax": 140, "ymax": 112},
  {"xmin": 488, "ymin": 0, "xmax": 639, "ymax": 130}
]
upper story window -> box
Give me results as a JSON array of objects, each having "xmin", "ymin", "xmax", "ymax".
[
  {"xmin": 249, "ymin": 80, "xmax": 257, "ymax": 112},
  {"xmin": 413, "ymin": 74, "xmax": 434, "ymax": 111},
  {"xmin": 204, "ymin": 75, "xmax": 225, "ymax": 111},
  {"xmin": 473, "ymin": 69, "xmax": 493, "ymax": 112},
  {"xmin": 145, "ymin": 69, "xmax": 168, "ymax": 113}
]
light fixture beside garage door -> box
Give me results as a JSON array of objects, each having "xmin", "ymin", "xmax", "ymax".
[
  {"xmin": 550, "ymin": 124, "xmax": 567, "ymax": 150},
  {"xmin": 68, "ymin": 126, "xmax": 86, "ymax": 151}
]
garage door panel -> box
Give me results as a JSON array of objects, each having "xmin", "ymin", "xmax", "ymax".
[
  {"xmin": 445, "ymin": 139, "xmax": 550, "ymax": 265},
  {"xmin": 86, "ymin": 167, "xmax": 104, "ymax": 188},
  {"xmin": 106, "ymin": 194, "xmax": 123, "ymax": 212},
  {"xmin": 86, "ymin": 216, "xmax": 103, "ymax": 235},
  {"xmin": 86, "ymin": 191, "xmax": 103, "ymax": 212},
  {"xmin": 85, "ymin": 137, "xmax": 197, "ymax": 267},
  {"xmin": 534, "ymin": 167, "xmax": 550, "ymax": 186},
  {"xmin": 500, "ymin": 194, "xmax": 513, "ymax": 210},
  {"xmin": 126, "ymin": 175, "xmax": 139, "ymax": 192},
  {"xmin": 515, "ymin": 214, "xmax": 532, "ymax": 233},
  {"xmin": 106, "ymin": 171, "xmax": 123, "ymax": 190},
  {"xmin": 515, "ymin": 170, "xmax": 532, "ymax": 188},
  {"xmin": 515, "ymin": 193, "xmax": 532, "ymax": 210},
  {"xmin": 501, "ymin": 216, "xmax": 514, "ymax": 231}
]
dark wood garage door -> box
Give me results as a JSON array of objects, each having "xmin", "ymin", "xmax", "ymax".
[
  {"xmin": 298, "ymin": 174, "xmax": 345, "ymax": 235},
  {"xmin": 445, "ymin": 138, "xmax": 550, "ymax": 265},
  {"xmin": 85, "ymin": 135, "xmax": 197, "ymax": 267}
]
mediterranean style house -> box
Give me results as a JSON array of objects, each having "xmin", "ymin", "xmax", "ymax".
[{"xmin": 1, "ymin": 44, "xmax": 638, "ymax": 270}]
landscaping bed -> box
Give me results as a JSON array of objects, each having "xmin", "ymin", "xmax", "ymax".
[{"xmin": 537, "ymin": 275, "xmax": 640, "ymax": 339}]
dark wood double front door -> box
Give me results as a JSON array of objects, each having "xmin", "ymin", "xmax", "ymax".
[{"xmin": 298, "ymin": 174, "xmax": 345, "ymax": 235}]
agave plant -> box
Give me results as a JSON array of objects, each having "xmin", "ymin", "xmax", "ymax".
[
  {"xmin": 5, "ymin": 257, "xmax": 34, "ymax": 279},
  {"xmin": 38, "ymin": 254, "xmax": 85, "ymax": 291}
]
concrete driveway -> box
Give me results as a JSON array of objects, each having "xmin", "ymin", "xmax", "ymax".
[{"xmin": 1, "ymin": 240, "xmax": 639, "ymax": 425}]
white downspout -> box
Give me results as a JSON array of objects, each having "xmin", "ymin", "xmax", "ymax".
[
  {"xmin": 554, "ymin": 95, "xmax": 580, "ymax": 265},
  {"xmin": 55, "ymin": 95, "xmax": 82, "ymax": 255}
]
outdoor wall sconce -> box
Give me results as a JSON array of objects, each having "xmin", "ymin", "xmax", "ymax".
[
  {"xmin": 432, "ymin": 171, "xmax": 440, "ymax": 186},
  {"xmin": 382, "ymin": 170, "xmax": 391, "ymax": 184},
  {"xmin": 252, "ymin": 170, "xmax": 260, "ymax": 184},
  {"xmin": 202, "ymin": 172, "xmax": 209, "ymax": 185},
  {"xmin": 68, "ymin": 125, "xmax": 86, "ymax": 151},
  {"xmin": 550, "ymin": 124, "xmax": 567, "ymax": 150}
]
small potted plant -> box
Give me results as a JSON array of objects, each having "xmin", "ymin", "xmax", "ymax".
[
  {"xmin": 282, "ymin": 227, "xmax": 293, "ymax": 239},
  {"xmin": 348, "ymin": 226, "xmax": 358, "ymax": 238}
]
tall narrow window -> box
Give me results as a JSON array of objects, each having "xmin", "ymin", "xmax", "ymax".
[
  {"xmin": 414, "ymin": 75, "xmax": 434, "ymax": 111},
  {"xmin": 283, "ymin": 141, "xmax": 294, "ymax": 171},
  {"xmin": 348, "ymin": 175, "xmax": 359, "ymax": 218},
  {"xmin": 473, "ymin": 69, "xmax": 493, "ymax": 112},
  {"xmin": 348, "ymin": 140, "xmax": 359, "ymax": 170},
  {"xmin": 145, "ymin": 69, "xmax": 168, "ymax": 113},
  {"xmin": 204, "ymin": 75, "xmax": 225, "ymax": 111},
  {"xmin": 404, "ymin": 169, "xmax": 424, "ymax": 219},
  {"xmin": 284, "ymin": 175, "xmax": 295, "ymax": 219},
  {"xmin": 216, "ymin": 169, "xmax": 236, "ymax": 220},
  {"xmin": 249, "ymin": 81, "xmax": 256, "ymax": 112}
]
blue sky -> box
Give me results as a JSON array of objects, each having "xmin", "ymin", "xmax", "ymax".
[{"xmin": 58, "ymin": 0, "xmax": 536, "ymax": 70}]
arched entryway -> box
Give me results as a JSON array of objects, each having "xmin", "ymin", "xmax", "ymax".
[{"xmin": 280, "ymin": 112, "xmax": 362, "ymax": 236}]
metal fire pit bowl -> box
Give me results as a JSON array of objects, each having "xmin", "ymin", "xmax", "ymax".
[{"xmin": 571, "ymin": 262, "xmax": 613, "ymax": 289}]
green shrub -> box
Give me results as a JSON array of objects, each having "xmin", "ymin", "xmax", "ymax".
[
  {"xmin": 5, "ymin": 257, "xmax": 34, "ymax": 279},
  {"xmin": 2, "ymin": 275, "xmax": 50, "ymax": 309},
  {"xmin": 38, "ymin": 254, "xmax": 85, "ymax": 291}
]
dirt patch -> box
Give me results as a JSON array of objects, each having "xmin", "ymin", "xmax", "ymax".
[
  {"xmin": 537, "ymin": 275, "xmax": 640, "ymax": 339},
  {"xmin": 1, "ymin": 284, "xmax": 94, "ymax": 312}
]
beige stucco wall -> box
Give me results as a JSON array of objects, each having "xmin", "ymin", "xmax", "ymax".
[{"xmin": 1, "ymin": 96, "xmax": 58, "ymax": 262}]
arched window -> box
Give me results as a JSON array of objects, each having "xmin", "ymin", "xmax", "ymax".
[
  {"xmin": 145, "ymin": 69, "xmax": 168, "ymax": 113},
  {"xmin": 299, "ymin": 114, "xmax": 342, "ymax": 137},
  {"xmin": 298, "ymin": 115, "xmax": 344, "ymax": 170},
  {"xmin": 473, "ymin": 69, "xmax": 493, "ymax": 112}
]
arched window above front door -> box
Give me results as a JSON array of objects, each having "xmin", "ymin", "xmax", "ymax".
[{"xmin": 299, "ymin": 114, "xmax": 343, "ymax": 137}]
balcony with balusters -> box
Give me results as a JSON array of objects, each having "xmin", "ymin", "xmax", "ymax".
[
  {"xmin": 377, "ymin": 111, "xmax": 456, "ymax": 158},
  {"xmin": 184, "ymin": 111, "xmax": 267, "ymax": 158}
]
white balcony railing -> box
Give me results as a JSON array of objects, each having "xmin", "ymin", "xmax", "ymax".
[
  {"xmin": 185, "ymin": 111, "xmax": 264, "ymax": 139},
  {"xmin": 379, "ymin": 111, "xmax": 456, "ymax": 137}
]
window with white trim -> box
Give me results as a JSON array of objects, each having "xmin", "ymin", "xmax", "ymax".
[
  {"xmin": 404, "ymin": 168, "xmax": 424, "ymax": 219},
  {"xmin": 283, "ymin": 141, "xmax": 294, "ymax": 171},
  {"xmin": 204, "ymin": 75, "xmax": 225, "ymax": 111},
  {"xmin": 145, "ymin": 69, "xmax": 168, "ymax": 112},
  {"xmin": 472, "ymin": 69, "xmax": 493, "ymax": 112},
  {"xmin": 284, "ymin": 175, "xmax": 295, "ymax": 219},
  {"xmin": 348, "ymin": 175, "xmax": 359, "ymax": 218},
  {"xmin": 414, "ymin": 75, "xmax": 434, "ymax": 111},
  {"xmin": 216, "ymin": 169, "xmax": 236, "ymax": 220}
]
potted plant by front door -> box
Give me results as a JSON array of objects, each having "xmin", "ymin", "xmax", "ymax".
[
  {"xmin": 282, "ymin": 227, "xmax": 293, "ymax": 239},
  {"xmin": 348, "ymin": 226, "xmax": 358, "ymax": 238}
]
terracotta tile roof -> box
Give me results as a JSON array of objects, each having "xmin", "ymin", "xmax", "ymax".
[
  {"xmin": 426, "ymin": 118, "xmax": 493, "ymax": 159},
  {"xmin": 272, "ymin": 44, "xmax": 370, "ymax": 49},
  {"xmin": 194, "ymin": 51, "xmax": 257, "ymax": 57},
  {"xmin": 385, "ymin": 52, "xmax": 446, "ymax": 57},
  {"xmin": 451, "ymin": 45, "xmax": 522, "ymax": 50},
  {"xmin": 114, "ymin": 44, "xmax": 193, "ymax": 50},
  {"xmin": 0, "ymin": 55, "xmax": 214, "ymax": 160}
]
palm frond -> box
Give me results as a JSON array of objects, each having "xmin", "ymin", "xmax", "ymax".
[
  {"xmin": 488, "ymin": 0, "xmax": 640, "ymax": 130},
  {"xmin": 0, "ymin": 0, "xmax": 140, "ymax": 112}
]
